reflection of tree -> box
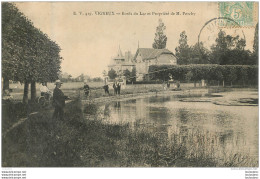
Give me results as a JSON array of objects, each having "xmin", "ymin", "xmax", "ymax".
[
  {"xmin": 148, "ymin": 96, "xmax": 171, "ymax": 103},
  {"xmin": 104, "ymin": 103, "xmax": 110, "ymax": 117},
  {"xmin": 219, "ymin": 131, "xmax": 234, "ymax": 146},
  {"xmin": 177, "ymin": 108, "xmax": 190, "ymax": 124},
  {"xmin": 148, "ymin": 107, "xmax": 169, "ymax": 124},
  {"xmin": 179, "ymin": 126, "xmax": 188, "ymax": 144}
]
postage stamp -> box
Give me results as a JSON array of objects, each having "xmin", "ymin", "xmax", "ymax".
[{"xmin": 218, "ymin": 2, "xmax": 256, "ymax": 28}]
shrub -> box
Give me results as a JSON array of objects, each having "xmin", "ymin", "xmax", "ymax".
[{"xmin": 149, "ymin": 65, "xmax": 258, "ymax": 86}]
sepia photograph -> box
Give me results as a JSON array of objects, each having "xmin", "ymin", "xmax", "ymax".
[{"xmin": 1, "ymin": 1, "xmax": 259, "ymax": 177}]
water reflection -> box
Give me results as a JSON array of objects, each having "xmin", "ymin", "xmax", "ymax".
[
  {"xmin": 88, "ymin": 92, "xmax": 258, "ymax": 164},
  {"xmin": 114, "ymin": 101, "xmax": 121, "ymax": 109},
  {"xmin": 104, "ymin": 104, "xmax": 110, "ymax": 116}
]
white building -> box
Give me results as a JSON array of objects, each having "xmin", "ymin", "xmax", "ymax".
[
  {"xmin": 133, "ymin": 48, "xmax": 177, "ymax": 81},
  {"xmin": 108, "ymin": 46, "xmax": 135, "ymax": 76}
]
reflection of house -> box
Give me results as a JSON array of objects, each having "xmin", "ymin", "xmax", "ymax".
[
  {"xmin": 133, "ymin": 48, "xmax": 177, "ymax": 81},
  {"xmin": 108, "ymin": 46, "xmax": 135, "ymax": 75}
]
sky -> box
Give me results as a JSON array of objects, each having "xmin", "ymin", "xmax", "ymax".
[{"xmin": 15, "ymin": 2, "xmax": 258, "ymax": 78}]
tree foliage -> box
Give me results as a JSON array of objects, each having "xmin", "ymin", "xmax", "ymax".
[
  {"xmin": 2, "ymin": 2, "xmax": 62, "ymax": 102},
  {"xmin": 123, "ymin": 69, "xmax": 131, "ymax": 81},
  {"xmin": 131, "ymin": 67, "xmax": 137, "ymax": 83},
  {"xmin": 209, "ymin": 30, "xmax": 253, "ymax": 65},
  {"xmin": 251, "ymin": 23, "xmax": 259, "ymax": 64},
  {"xmin": 108, "ymin": 69, "xmax": 117, "ymax": 79},
  {"xmin": 253, "ymin": 23, "xmax": 258, "ymax": 55},
  {"xmin": 175, "ymin": 31, "xmax": 191, "ymax": 65},
  {"xmin": 2, "ymin": 2, "xmax": 62, "ymax": 84},
  {"xmin": 189, "ymin": 42, "xmax": 210, "ymax": 64},
  {"xmin": 152, "ymin": 19, "xmax": 167, "ymax": 49}
]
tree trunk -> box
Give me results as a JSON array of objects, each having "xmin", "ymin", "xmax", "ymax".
[
  {"xmin": 3, "ymin": 77, "xmax": 9, "ymax": 91},
  {"xmin": 231, "ymin": 81, "xmax": 233, "ymax": 87},
  {"xmin": 222, "ymin": 80, "xmax": 225, "ymax": 87},
  {"xmin": 194, "ymin": 81, "xmax": 196, "ymax": 87},
  {"xmin": 31, "ymin": 81, "xmax": 36, "ymax": 102},
  {"xmin": 23, "ymin": 81, "xmax": 29, "ymax": 104}
]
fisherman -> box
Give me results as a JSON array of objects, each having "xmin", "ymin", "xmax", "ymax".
[
  {"xmin": 52, "ymin": 80, "xmax": 66, "ymax": 120},
  {"xmin": 113, "ymin": 81, "xmax": 117, "ymax": 95},
  {"xmin": 117, "ymin": 82, "xmax": 121, "ymax": 95}
]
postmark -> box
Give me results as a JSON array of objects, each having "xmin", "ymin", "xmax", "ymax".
[
  {"xmin": 218, "ymin": 2, "xmax": 256, "ymax": 28},
  {"xmin": 198, "ymin": 17, "xmax": 245, "ymax": 54}
]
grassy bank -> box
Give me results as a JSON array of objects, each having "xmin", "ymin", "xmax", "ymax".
[{"xmin": 2, "ymin": 97, "xmax": 257, "ymax": 167}]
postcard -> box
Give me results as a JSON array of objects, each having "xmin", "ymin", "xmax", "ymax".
[{"xmin": 1, "ymin": 2, "xmax": 259, "ymax": 178}]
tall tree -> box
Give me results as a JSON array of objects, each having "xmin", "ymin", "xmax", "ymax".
[
  {"xmin": 152, "ymin": 19, "xmax": 167, "ymax": 49},
  {"xmin": 253, "ymin": 23, "xmax": 258, "ymax": 55},
  {"xmin": 2, "ymin": 2, "xmax": 62, "ymax": 103},
  {"xmin": 175, "ymin": 31, "xmax": 191, "ymax": 64},
  {"xmin": 210, "ymin": 30, "xmax": 251, "ymax": 65},
  {"xmin": 251, "ymin": 23, "xmax": 259, "ymax": 65},
  {"xmin": 189, "ymin": 42, "xmax": 210, "ymax": 64}
]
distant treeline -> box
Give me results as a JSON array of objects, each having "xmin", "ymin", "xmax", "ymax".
[
  {"xmin": 149, "ymin": 65, "xmax": 258, "ymax": 86},
  {"xmin": 59, "ymin": 76, "xmax": 103, "ymax": 83}
]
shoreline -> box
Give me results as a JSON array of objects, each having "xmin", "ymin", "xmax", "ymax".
[{"xmin": 81, "ymin": 88, "xmax": 209, "ymax": 104}]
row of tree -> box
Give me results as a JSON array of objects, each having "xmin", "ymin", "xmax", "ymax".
[
  {"xmin": 175, "ymin": 29, "xmax": 258, "ymax": 65},
  {"xmin": 59, "ymin": 73, "xmax": 103, "ymax": 83},
  {"xmin": 2, "ymin": 2, "xmax": 62, "ymax": 103},
  {"xmin": 152, "ymin": 19, "xmax": 258, "ymax": 66},
  {"xmin": 149, "ymin": 64, "xmax": 258, "ymax": 87}
]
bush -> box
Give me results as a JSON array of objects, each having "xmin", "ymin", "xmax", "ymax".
[{"xmin": 149, "ymin": 65, "xmax": 258, "ymax": 86}]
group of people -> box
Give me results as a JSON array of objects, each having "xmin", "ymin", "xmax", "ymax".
[
  {"xmin": 113, "ymin": 81, "xmax": 121, "ymax": 95},
  {"xmin": 83, "ymin": 80, "xmax": 122, "ymax": 97},
  {"xmin": 103, "ymin": 81, "xmax": 121, "ymax": 95},
  {"xmin": 163, "ymin": 80, "xmax": 181, "ymax": 90}
]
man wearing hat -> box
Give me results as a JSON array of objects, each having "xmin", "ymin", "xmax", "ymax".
[{"xmin": 52, "ymin": 80, "xmax": 65, "ymax": 120}]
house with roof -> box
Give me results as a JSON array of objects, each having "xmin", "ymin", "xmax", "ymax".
[
  {"xmin": 108, "ymin": 46, "xmax": 135, "ymax": 76},
  {"xmin": 133, "ymin": 48, "xmax": 177, "ymax": 81}
]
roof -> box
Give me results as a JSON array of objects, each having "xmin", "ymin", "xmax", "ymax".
[{"xmin": 133, "ymin": 48, "xmax": 175, "ymax": 61}]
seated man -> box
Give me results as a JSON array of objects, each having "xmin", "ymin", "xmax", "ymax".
[
  {"xmin": 2, "ymin": 89, "xmax": 13, "ymax": 101},
  {"xmin": 40, "ymin": 82, "xmax": 52, "ymax": 100}
]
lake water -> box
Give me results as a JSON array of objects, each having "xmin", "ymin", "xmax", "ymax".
[{"xmin": 91, "ymin": 90, "xmax": 258, "ymax": 164}]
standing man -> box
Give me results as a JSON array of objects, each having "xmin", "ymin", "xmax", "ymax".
[
  {"xmin": 113, "ymin": 81, "xmax": 117, "ymax": 95},
  {"xmin": 117, "ymin": 82, "xmax": 121, "ymax": 95},
  {"xmin": 83, "ymin": 82, "xmax": 90, "ymax": 97},
  {"xmin": 52, "ymin": 80, "xmax": 65, "ymax": 120},
  {"xmin": 167, "ymin": 81, "xmax": 170, "ymax": 89},
  {"xmin": 103, "ymin": 84, "xmax": 109, "ymax": 95}
]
